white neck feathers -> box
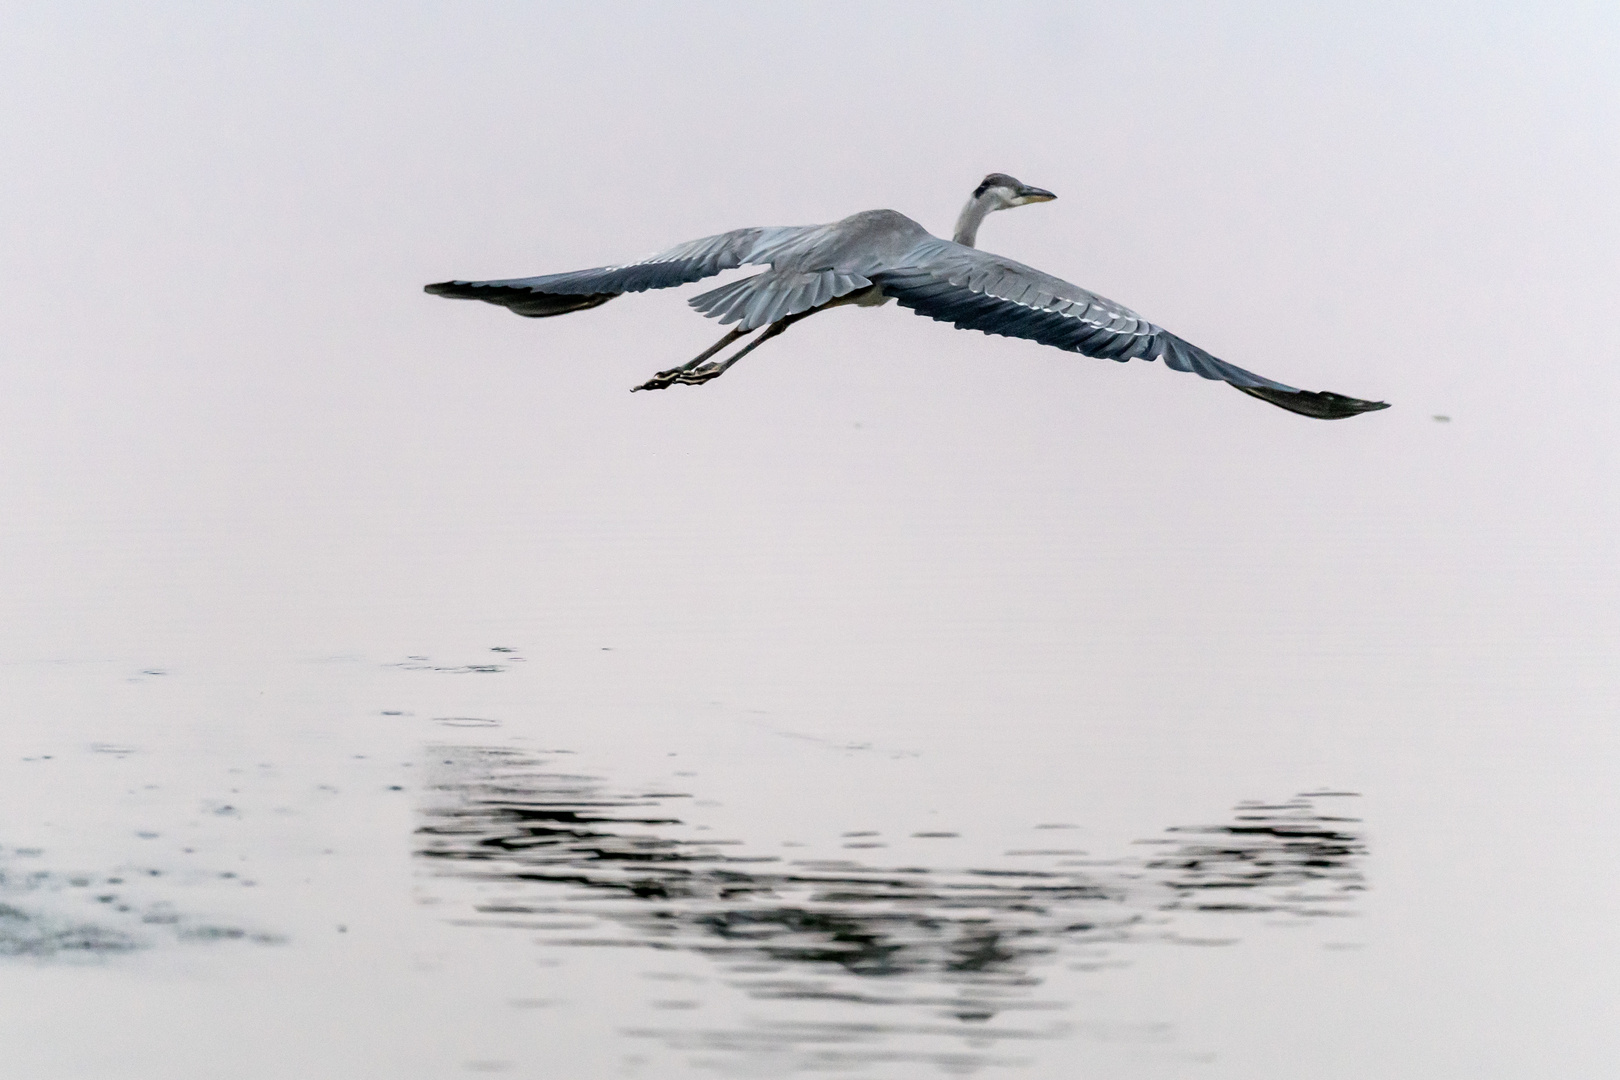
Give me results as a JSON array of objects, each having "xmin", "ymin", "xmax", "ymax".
[{"xmin": 952, "ymin": 193, "xmax": 996, "ymax": 248}]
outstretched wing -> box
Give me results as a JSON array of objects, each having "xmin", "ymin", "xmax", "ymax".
[
  {"xmin": 424, "ymin": 226, "xmax": 817, "ymax": 318},
  {"xmin": 871, "ymin": 238, "xmax": 1388, "ymax": 419}
]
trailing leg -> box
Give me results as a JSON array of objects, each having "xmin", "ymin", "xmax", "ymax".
[
  {"xmin": 631, "ymin": 326, "xmax": 751, "ymax": 392},
  {"xmin": 669, "ymin": 309, "xmax": 820, "ymax": 387}
]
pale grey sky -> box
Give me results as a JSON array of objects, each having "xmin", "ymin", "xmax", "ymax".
[
  {"xmin": 4, "ymin": 1, "xmax": 1617, "ymax": 681},
  {"xmin": 5, "ymin": 1, "xmax": 1617, "ymax": 641}
]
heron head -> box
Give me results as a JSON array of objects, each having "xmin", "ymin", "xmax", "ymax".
[
  {"xmin": 954, "ymin": 173, "xmax": 1057, "ymax": 247},
  {"xmin": 974, "ymin": 173, "xmax": 1057, "ymax": 209}
]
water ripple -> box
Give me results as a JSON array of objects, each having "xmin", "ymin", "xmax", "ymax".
[{"xmin": 416, "ymin": 748, "xmax": 1365, "ymax": 1072}]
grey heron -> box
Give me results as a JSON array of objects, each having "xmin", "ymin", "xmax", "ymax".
[{"xmin": 426, "ymin": 174, "xmax": 1389, "ymax": 419}]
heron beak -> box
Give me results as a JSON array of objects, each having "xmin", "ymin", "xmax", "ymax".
[{"xmin": 1016, "ymin": 186, "xmax": 1056, "ymax": 204}]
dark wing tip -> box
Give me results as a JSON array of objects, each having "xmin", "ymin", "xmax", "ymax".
[
  {"xmin": 1234, "ymin": 385, "xmax": 1392, "ymax": 420},
  {"xmin": 423, "ymin": 279, "xmax": 617, "ymax": 317}
]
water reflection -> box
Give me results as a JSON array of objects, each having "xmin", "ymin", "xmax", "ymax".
[
  {"xmin": 1144, "ymin": 793, "xmax": 1366, "ymax": 917},
  {"xmin": 416, "ymin": 747, "xmax": 1364, "ymax": 1072},
  {"xmin": 0, "ymin": 850, "xmax": 284, "ymax": 958}
]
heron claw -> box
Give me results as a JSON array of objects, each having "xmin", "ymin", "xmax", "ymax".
[
  {"xmin": 631, "ymin": 363, "xmax": 727, "ymax": 391},
  {"xmin": 630, "ymin": 368, "xmax": 686, "ymax": 392},
  {"xmin": 673, "ymin": 364, "xmax": 724, "ymax": 385}
]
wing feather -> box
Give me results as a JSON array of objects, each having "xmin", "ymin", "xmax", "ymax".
[
  {"xmin": 424, "ymin": 225, "xmax": 817, "ymax": 318},
  {"xmin": 871, "ymin": 238, "xmax": 1388, "ymax": 419},
  {"xmin": 687, "ymin": 268, "xmax": 874, "ymax": 331}
]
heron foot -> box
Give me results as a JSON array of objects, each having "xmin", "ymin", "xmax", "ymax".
[
  {"xmin": 672, "ymin": 363, "xmax": 727, "ymax": 385},
  {"xmin": 630, "ymin": 367, "xmax": 689, "ymax": 392},
  {"xmin": 629, "ymin": 363, "xmax": 728, "ymax": 391},
  {"xmin": 629, "ymin": 314, "xmax": 812, "ymax": 392},
  {"xmin": 630, "ymin": 325, "xmax": 753, "ymax": 392}
]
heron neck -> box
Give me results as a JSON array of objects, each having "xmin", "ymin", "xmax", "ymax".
[{"xmin": 953, "ymin": 195, "xmax": 994, "ymax": 248}]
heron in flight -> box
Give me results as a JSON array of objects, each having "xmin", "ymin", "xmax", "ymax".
[{"xmin": 426, "ymin": 174, "xmax": 1388, "ymax": 419}]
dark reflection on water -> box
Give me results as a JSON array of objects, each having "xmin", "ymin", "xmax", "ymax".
[
  {"xmin": 1143, "ymin": 794, "xmax": 1366, "ymax": 917},
  {"xmin": 416, "ymin": 748, "xmax": 1364, "ymax": 1073}
]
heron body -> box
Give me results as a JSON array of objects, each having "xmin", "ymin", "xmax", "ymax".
[{"xmin": 426, "ymin": 175, "xmax": 1388, "ymax": 419}]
